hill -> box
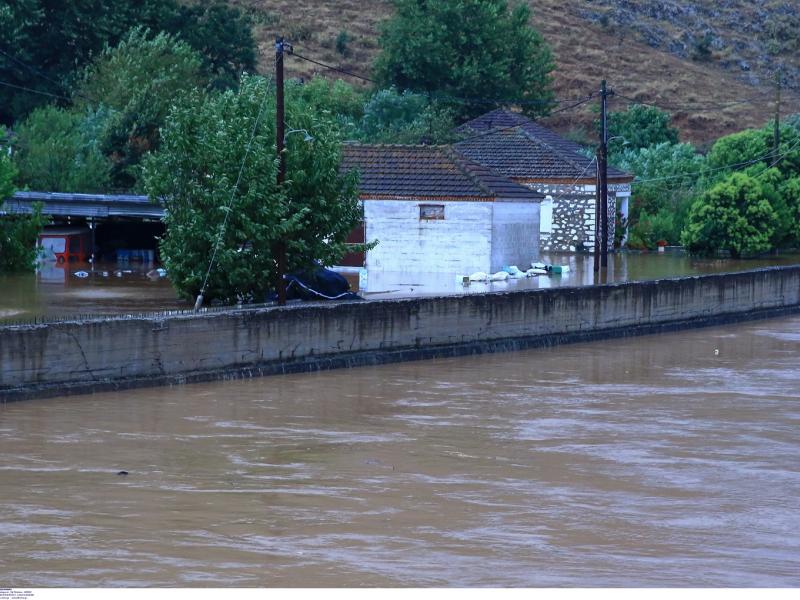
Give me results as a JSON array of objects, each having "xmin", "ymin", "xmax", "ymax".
[{"xmin": 228, "ymin": 0, "xmax": 800, "ymax": 145}]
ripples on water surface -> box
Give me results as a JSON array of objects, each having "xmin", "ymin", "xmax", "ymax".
[{"xmin": 1, "ymin": 317, "xmax": 800, "ymax": 586}]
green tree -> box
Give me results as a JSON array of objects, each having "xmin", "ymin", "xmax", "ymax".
[
  {"xmin": 781, "ymin": 176, "xmax": 800, "ymax": 245},
  {"xmin": 606, "ymin": 104, "xmax": 679, "ymax": 158},
  {"xmin": 162, "ymin": 2, "xmax": 256, "ymax": 91},
  {"xmin": 1, "ymin": 146, "xmax": 48, "ymax": 272},
  {"xmin": 358, "ymin": 87, "xmax": 457, "ymax": 144},
  {"xmin": 142, "ymin": 76, "xmax": 364, "ymax": 303},
  {"xmin": 0, "ymin": 0, "xmax": 255, "ymax": 124},
  {"xmin": 0, "ymin": 133, "xmax": 15, "ymax": 200},
  {"xmin": 617, "ymin": 142, "xmax": 706, "ymax": 245},
  {"xmin": 13, "ymin": 105, "xmax": 111, "ymax": 192},
  {"xmin": 707, "ymin": 125, "xmax": 800, "ymax": 179},
  {"xmin": 681, "ymin": 171, "xmax": 780, "ymax": 257},
  {"xmin": 373, "ymin": 0, "xmax": 554, "ymax": 119},
  {"xmin": 76, "ymin": 28, "xmax": 206, "ymax": 190}
]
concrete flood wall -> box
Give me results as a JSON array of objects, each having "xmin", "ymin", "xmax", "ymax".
[{"xmin": 2, "ymin": 266, "xmax": 800, "ymax": 401}]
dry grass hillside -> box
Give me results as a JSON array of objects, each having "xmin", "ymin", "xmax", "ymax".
[{"xmin": 228, "ymin": 0, "xmax": 800, "ymax": 145}]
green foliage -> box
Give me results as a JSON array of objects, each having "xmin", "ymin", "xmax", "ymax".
[
  {"xmin": 163, "ymin": 2, "xmax": 256, "ymax": 91},
  {"xmin": 14, "ymin": 105, "xmax": 111, "ymax": 192},
  {"xmin": 616, "ymin": 142, "xmax": 705, "ymax": 244},
  {"xmin": 290, "ymin": 77, "xmax": 366, "ymax": 135},
  {"xmin": 0, "ymin": 200, "xmax": 48, "ymax": 273},
  {"xmin": 336, "ymin": 30, "xmax": 351, "ymax": 56},
  {"xmin": 0, "ymin": 137, "xmax": 16, "ymax": 201},
  {"xmin": 358, "ymin": 88, "xmax": 458, "ymax": 144},
  {"xmin": 691, "ymin": 32, "xmax": 714, "ymax": 62},
  {"xmin": 373, "ymin": 0, "xmax": 554, "ymax": 119},
  {"xmin": 142, "ymin": 76, "xmax": 365, "ymax": 303},
  {"xmin": 681, "ymin": 171, "xmax": 781, "ymax": 257},
  {"xmin": 0, "ymin": 0, "xmax": 255, "ymax": 124},
  {"xmin": 76, "ymin": 28, "xmax": 206, "ymax": 190},
  {"xmin": 606, "ymin": 104, "xmax": 679, "ymax": 158},
  {"xmin": 707, "ymin": 124, "xmax": 800, "ymax": 180}
]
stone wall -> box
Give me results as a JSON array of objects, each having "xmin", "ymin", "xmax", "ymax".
[
  {"xmin": 529, "ymin": 183, "xmax": 618, "ymax": 253},
  {"xmin": 2, "ymin": 266, "xmax": 799, "ymax": 401}
]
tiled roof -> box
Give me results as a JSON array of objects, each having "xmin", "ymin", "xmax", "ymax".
[
  {"xmin": 341, "ymin": 144, "xmax": 544, "ymax": 202},
  {"xmin": 455, "ymin": 108, "xmax": 632, "ymax": 181}
]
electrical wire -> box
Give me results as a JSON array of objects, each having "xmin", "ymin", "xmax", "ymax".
[
  {"xmin": 0, "ymin": 47, "xmax": 100, "ymax": 105},
  {"xmin": 614, "ymin": 90, "xmax": 778, "ymax": 112},
  {"xmin": 291, "ymin": 51, "xmax": 378, "ymax": 84},
  {"xmin": 194, "ymin": 78, "xmax": 273, "ymax": 310},
  {"xmin": 0, "ymin": 80, "xmax": 72, "ymax": 102},
  {"xmin": 451, "ymin": 94, "xmax": 597, "ymax": 145},
  {"xmin": 629, "ymin": 138, "xmax": 800, "ymax": 186},
  {"xmin": 292, "ymin": 51, "xmax": 591, "ymax": 107}
]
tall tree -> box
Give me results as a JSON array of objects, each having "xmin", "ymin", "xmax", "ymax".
[
  {"xmin": 0, "ymin": 0, "xmax": 255, "ymax": 124},
  {"xmin": 76, "ymin": 28, "xmax": 206, "ymax": 190},
  {"xmin": 142, "ymin": 76, "xmax": 363, "ymax": 303},
  {"xmin": 13, "ymin": 105, "xmax": 112, "ymax": 192},
  {"xmin": 373, "ymin": 0, "xmax": 554, "ymax": 120}
]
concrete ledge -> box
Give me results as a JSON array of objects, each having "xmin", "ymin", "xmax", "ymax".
[{"xmin": 2, "ymin": 266, "xmax": 799, "ymax": 402}]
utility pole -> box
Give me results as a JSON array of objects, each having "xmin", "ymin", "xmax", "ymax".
[
  {"xmin": 593, "ymin": 155, "xmax": 601, "ymax": 274},
  {"xmin": 774, "ymin": 70, "xmax": 782, "ymax": 155},
  {"xmin": 598, "ymin": 79, "xmax": 611, "ymax": 269},
  {"xmin": 275, "ymin": 36, "xmax": 291, "ymax": 306}
]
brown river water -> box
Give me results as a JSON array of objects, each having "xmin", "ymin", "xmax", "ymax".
[{"xmin": 1, "ymin": 316, "xmax": 800, "ymax": 587}]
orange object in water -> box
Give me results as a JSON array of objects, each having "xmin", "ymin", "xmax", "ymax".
[{"xmin": 38, "ymin": 227, "xmax": 92, "ymax": 263}]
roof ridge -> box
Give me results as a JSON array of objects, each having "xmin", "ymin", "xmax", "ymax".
[
  {"xmin": 516, "ymin": 125, "xmax": 590, "ymax": 174},
  {"xmin": 444, "ymin": 146, "xmax": 494, "ymax": 197}
]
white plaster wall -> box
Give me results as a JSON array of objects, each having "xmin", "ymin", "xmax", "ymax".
[
  {"xmin": 490, "ymin": 201, "xmax": 540, "ymax": 270},
  {"xmin": 364, "ymin": 200, "xmax": 493, "ymax": 273}
]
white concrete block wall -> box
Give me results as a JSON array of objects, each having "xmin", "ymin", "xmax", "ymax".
[
  {"xmin": 490, "ymin": 201, "xmax": 540, "ymax": 270},
  {"xmin": 364, "ymin": 200, "xmax": 493, "ymax": 273}
]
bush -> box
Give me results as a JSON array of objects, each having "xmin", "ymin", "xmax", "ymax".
[
  {"xmin": 358, "ymin": 87, "xmax": 457, "ymax": 144},
  {"xmin": 14, "ymin": 105, "xmax": 111, "ymax": 192},
  {"xmin": 335, "ymin": 30, "xmax": 350, "ymax": 56},
  {"xmin": 0, "ymin": 203, "xmax": 48, "ymax": 272},
  {"xmin": 681, "ymin": 171, "xmax": 780, "ymax": 257},
  {"xmin": 606, "ymin": 104, "xmax": 679, "ymax": 159}
]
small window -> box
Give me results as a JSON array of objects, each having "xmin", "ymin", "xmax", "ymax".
[{"xmin": 419, "ymin": 204, "xmax": 445, "ymax": 220}]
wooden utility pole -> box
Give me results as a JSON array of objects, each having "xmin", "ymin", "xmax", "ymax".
[
  {"xmin": 595, "ymin": 80, "xmax": 612, "ymax": 273},
  {"xmin": 593, "ymin": 155, "xmax": 601, "ymax": 274},
  {"xmin": 275, "ymin": 36, "xmax": 288, "ymax": 305},
  {"xmin": 774, "ymin": 71, "xmax": 782, "ymax": 155},
  {"xmin": 599, "ymin": 79, "xmax": 610, "ymax": 269}
]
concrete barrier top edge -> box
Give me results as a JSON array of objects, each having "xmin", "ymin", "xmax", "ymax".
[{"xmin": 2, "ymin": 264, "xmax": 799, "ymax": 332}]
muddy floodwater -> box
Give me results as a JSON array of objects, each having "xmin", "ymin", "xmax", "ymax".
[
  {"xmin": 2, "ymin": 253, "xmax": 799, "ymax": 322},
  {"xmin": 1, "ymin": 316, "xmax": 800, "ymax": 587}
]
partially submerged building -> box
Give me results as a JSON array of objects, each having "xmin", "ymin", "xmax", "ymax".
[
  {"xmin": 455, "ymin": 109, "xmax": 634, "ymax": 253},
  {"xmin": 341, "ymin": 144, "xmax": 544, "ymax": 274}
]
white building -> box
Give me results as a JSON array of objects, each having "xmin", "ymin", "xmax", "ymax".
[
  {"xmin": 341, "ymin": 144, "xmax": 544, "ymax": 274},
  {"xmin": 455, "ymin": 109, "xmax": 634, "ymax": 253}
]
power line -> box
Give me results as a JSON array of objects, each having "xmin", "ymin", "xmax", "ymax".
[
  {"xmin": 291, "ymin": 51, "xmax": 592, "ymax": 107},
  {"xmin": 614, "ymin": 90, "xmax": 777, "ymax": 112},
  {"xmin": 194, "ymin": 77, "xmax": 274, "ymax": 311},
  {"xmin": 0, "ymin": 47, "xmax": 99, "ymax": 105},
  {"xmin": 452, "ymin": 94, "xmax": 597, "ymax": 145},
  {"xmin": 291, "ymin": 51, "xmax": 378, "ymax": 85},
  {"xmin": 630, "ymin": 136, "xmax": 800, "ymax": 186},
  {"xmin": 0, "ymin": 80, "xmax": 72, "ymax": 102}
]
